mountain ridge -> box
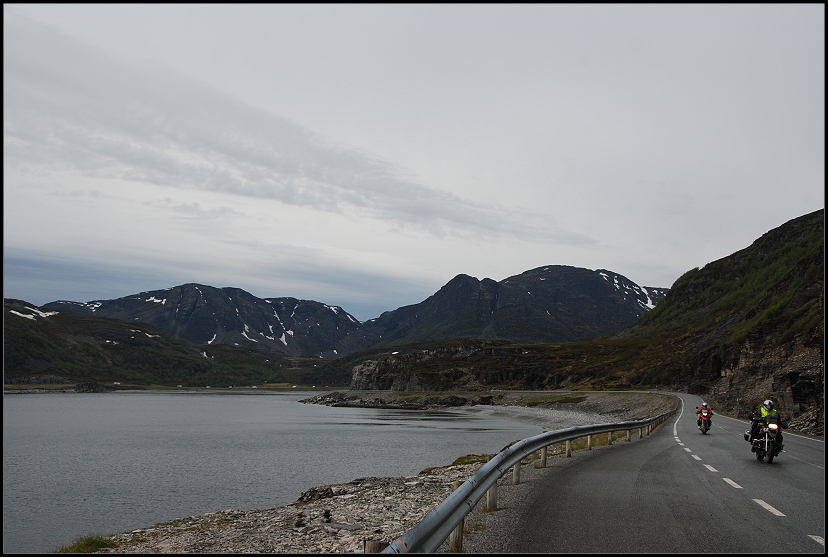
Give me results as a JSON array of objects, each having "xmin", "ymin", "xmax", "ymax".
[{"xmin": 41, "ymin": 266, "xmax": 668, "ymax": 358}]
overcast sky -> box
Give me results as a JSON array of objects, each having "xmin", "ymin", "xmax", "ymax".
[{"xmin": 4, "ymin": 4, "xmax": 824, "ymax": 321}]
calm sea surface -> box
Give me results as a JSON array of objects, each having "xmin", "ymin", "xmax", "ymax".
[{"xmin": 3, "ymin": 391, "xmax": 541, "ymax": 553}]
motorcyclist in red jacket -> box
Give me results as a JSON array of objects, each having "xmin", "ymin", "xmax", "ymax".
[{"xmin": 696, "ymin": 402, "xmax": 713, "ymax": 429}]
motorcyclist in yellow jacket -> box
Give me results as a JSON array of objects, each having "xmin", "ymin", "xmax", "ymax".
[{"xmin": 749, "ymin": 399, "xmax": 784, "ymax": 447}]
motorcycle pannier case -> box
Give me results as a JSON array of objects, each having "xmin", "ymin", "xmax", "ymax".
[{"xmin": 744, "ymin": 430, "xmax": 751, "ymax": 442}]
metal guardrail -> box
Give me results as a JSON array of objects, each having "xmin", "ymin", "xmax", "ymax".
[{"xmin": 382, "ymin": 406, "xmax": 677, "ymax": 553}]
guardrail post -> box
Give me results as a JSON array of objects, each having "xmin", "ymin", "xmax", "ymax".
[
  {"xmin": 626, "ymin": 429, "xmax": 631, "ymax": 442},
  {"xmin": 639, "ymin": 427, "xmax": 643, "ymax": 439},
  {"xmin": 566, "ymin": 439, "xmax": 572, "ymax": 457},
  {"xmin": 449, "ymin": 481, "xmax": 464, "ymax": 552},
  {"xmin": 536, "ymin": 446, "xmax": 547, "ymax": 468},
  {"xmin": 512, "ymin": 461, "xmax": 521, "ymax": 485},
  {"xmin": 587, "ymin": 434, "xmax": 593, "ymax": 450},
  {"xmin": 485, "ymin": 455, "xmax": 497, "ymax": 512},
  {"xmin": 485, "ymin": 481, "xmax": 498, "ymax": 512},
  {"xmin": 607, "ymin": 431, "xmax": 613, "ymax": 445},
  {"xmin": 364, "ymin": 540, "xmax": 389, "ymax": 552}
]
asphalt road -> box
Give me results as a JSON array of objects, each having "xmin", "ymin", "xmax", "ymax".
[{"xmin": 467, "ymin": 392, "xmax": 824, "ymax": 553}]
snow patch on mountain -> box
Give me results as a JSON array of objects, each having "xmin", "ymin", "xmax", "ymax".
[{"xmin": 9, "ymin": 304, "xmax": 60, "ymax": 320}]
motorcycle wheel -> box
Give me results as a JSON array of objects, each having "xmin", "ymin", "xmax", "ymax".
[
  {"xmin": 767, "ymin": 440, "xmax": 775, "ymax": 463},
  {"xmin": 756, "ymin": 448, "xmax": 764, "ymax": 461},
  {"xmin": 702, "ymin": 422, "xmax": 709, "ymax": 434}
]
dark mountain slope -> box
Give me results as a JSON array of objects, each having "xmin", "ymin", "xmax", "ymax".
[
  {"xmin": 43, "ymin": 268, "xmax": 667, "ymax": 357},
  {"xmin": 45, "ymin": 284, "xmax": 374, "ymax": 358},
  {"xmin": 4, "ymin": 298, "xmax": 286, "ymax": 387},
  {"xmin": 364, "ymin": 266, "xmax": 667, "ymax": 346}
]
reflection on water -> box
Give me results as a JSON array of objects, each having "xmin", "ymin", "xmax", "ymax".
[{"xmin": 3, "ymin": 391, "xmax": 540, "ymax": 553}]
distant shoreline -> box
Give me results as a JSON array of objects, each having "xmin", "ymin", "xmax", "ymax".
[{"xmin": 3, "ymin": 385, "xmax": 344, "ymax": 395}]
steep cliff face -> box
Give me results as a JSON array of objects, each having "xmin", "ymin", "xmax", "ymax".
[
  {"xmin": 707, "ymin": 339, "xmax": 823, "ymax": 433},
  {"xmin": 349, "ymin": 339, "xmax": 511, "ymax": 391}
]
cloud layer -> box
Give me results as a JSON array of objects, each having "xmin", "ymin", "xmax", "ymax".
[
  {"xmin": 4, "ymin": 14, "xmax": 588, "ymax": 245},
  {"xmin": 4, "ymin": 6, "xmax": 824, "ymax": 321}
]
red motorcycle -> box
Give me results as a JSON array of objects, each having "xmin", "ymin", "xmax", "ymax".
[{"xmin": 698, "ymin": 409, "xmax": 711, "ymax": 434}]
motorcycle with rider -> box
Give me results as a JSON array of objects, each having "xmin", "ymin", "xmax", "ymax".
[
  {"xmin": 745, "ymin": 399, "xmax": 785, "ymax": 463},
  {"xmin": 696, "ymin": 402, "xmax": 713, "ymax": 434}
]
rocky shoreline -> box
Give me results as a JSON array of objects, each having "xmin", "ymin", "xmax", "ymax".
[
  {"xmin": 299, "ymin": 389, "xmax": 679, "ymax": 423},
  {"xmin": 103, "ymin": 463, "xmax": 486, "ymax": 553},
  {"xmin": 96, "ymin": 391, "xmax": 675, "ymax": 553}
]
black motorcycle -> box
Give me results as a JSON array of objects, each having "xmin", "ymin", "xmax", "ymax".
[{"xmin": 745, "ymin": 415, "xmax": 784, "ymax": 463}]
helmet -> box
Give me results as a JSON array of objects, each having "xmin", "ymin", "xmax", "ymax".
[
  {"xmin": 701, "ymin": 402, "xmax": 708, "ymax": 408},
  {"xmin": 763, "ymin": 400, "xmax": 773, "ymax": 410}
]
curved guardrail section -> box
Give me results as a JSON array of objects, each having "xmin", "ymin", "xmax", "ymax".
[{"xmin": 382, "ymin": 406, "xmax": 677, "ymax": 553}]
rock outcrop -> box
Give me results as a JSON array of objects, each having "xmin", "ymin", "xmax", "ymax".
[
  {"xmin": 300, "ymin": 390, "xmax": 500, "ymax": 409},
  {"xmin": 349, "ymin": 339, "xmax": 508, "ymax": 391},
  {"xmin": 706, "ymin": 341, "xmax": 823, "ymax": 435},
  {"xmin": 75, "ymin": 381, "xmax": 114, "ymax": 393}
]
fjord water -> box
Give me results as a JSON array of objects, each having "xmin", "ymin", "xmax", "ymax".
[{"xmin": 3, "ymin": 391, "xmax": 541, "ymax": 553}]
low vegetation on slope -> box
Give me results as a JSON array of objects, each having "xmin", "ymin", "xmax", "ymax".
[{"xmin": 3, "ymin": 300, "xmax": 286, "ymax": 387}]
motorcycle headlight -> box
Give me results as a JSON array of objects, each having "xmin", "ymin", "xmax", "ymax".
[{"xmin": 768, "ymin": 423, "xmax": 779, "ymax": 430}]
